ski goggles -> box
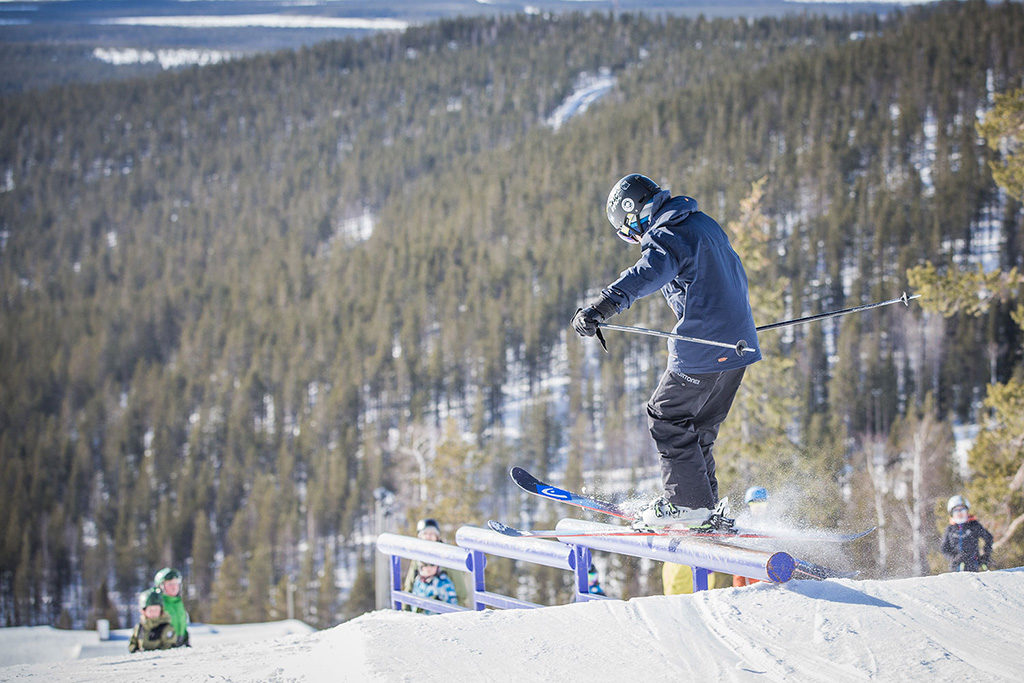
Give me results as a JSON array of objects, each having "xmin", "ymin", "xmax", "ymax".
[{"xmin": 615, "ymin": 204, "xmax": 654, "ymax": 244}]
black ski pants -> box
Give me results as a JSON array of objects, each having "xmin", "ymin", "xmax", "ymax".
[{"xmin": 646, "ymin": 366, "xmax": 746, "ymax": 510}]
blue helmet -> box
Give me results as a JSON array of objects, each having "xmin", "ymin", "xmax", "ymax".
[{"xmin": 744, "ymin": 486, "xmax": 768, "ymax": 504}]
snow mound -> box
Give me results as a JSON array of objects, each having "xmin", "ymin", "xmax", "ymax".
[{"xmin": 3, "ymin": 570, "xmax": 1022, "ymax": 681}]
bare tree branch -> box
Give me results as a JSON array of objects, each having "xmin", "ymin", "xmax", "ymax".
[
  {"xmin": 1008, "ymin": 461, "xmax": 1024, "ymax": 493},
  {"xmin": 994, "ymin": 512, "xmax": 1024, "ymax": 550}
]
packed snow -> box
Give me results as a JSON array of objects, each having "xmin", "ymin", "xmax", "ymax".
[
  {"xmin": 0, "ymin": 620, "xmax": 313, "ymax": 669},
  {"xmin": 2, "ymin": 569, "xmax": 1021, "ymax": 681}
]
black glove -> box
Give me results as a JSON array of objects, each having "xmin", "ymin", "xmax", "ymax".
[
  {"xmin": 572, "ymin": 295, "xmax": 618, "ymax": 337},
  {"xmin": 572, "ymin": 307, "xmax": 602, "ymax": 337}
]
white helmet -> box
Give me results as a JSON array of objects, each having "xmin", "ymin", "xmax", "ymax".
[{"xmin": 947, "ymin": 495, "xmax": 969, "ymax": 514}]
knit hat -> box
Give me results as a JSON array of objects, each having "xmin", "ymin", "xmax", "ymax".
[
  {"xmin": 417, "ymin": 518, "xmax": 442, "ymax": 537},
  {"xmin": 138, "ymin": 588, "xmax": 164, "ymax": 611}
]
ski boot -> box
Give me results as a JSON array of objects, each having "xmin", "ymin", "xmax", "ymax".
[
  {"xmin": 633, "ymin": 496, "xmax": 714, "ymax": 531},
  {"xmin": 687, "ymin": 498, "xmax": 737, "ymax": 535}
]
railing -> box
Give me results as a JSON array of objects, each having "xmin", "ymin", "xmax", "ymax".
[
  {"xmin": 555, "ymin": 519, "xmax": 795, "ymax": 583},
  {"xmin": 377, "ymin": 519, "xmax": 795, "ymax": 611},
  {"xmin": 375, "ymin": 533, "xmax": 474, "ymax": 614},
  {"xmin": 455, "ymin": 525, "xmax": 609, "ymax": 608}
]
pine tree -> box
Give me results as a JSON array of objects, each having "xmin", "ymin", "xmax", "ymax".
[
  {"xmin": 965, "ymin": 379, "xmax": 1024, "ymax": 568},
  {"xmin": 209, "ymin": 554, "xmax": 245, "ymax": 624},
  {"xmin": 977, "ymin": 87, "xmax": 1024, "ymax": 202},
  {"xmin": 343, "ymin": 555, "xmax": 376, "ymax": 622},
  {"xmin": 190, "ymin": 510, "xmax": 215, "ymax": 600},
  {"xmin": 87, "ymin": 580, "xmax": 120, "ymax": 630},
  {"xmin": 315, "ymin": 550, "xmax": 339, "ymax": 629},
  {"xmin": 714, "ymin": 180, "xmax": 801, "ymax": 501}
]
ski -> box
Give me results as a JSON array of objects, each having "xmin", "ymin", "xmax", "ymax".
[
  {"xmin": 487, "ymin": 520, "xmax": 874, "ymax": 544},
  {"xmin": 509, "ymin": 466, "xmax": 633, "ymax": 520},
  {"xmin": 489, "ymin": 520, "xmax": 777, "ymax": 540},
  {"xmin": 792, "ymin": 558, "xmax": 860, "ymax": 580},
  {"xmin": 507, "ymin": 466, "xmax": 875, "ymax": 544}
]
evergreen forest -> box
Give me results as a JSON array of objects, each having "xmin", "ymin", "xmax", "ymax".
[{"xmin": 1, "ymin": 1, "xmax": 1023, "ymax": 628}]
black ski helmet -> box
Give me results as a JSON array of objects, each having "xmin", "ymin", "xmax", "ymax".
[{"xmin": 606, "ymin": 173, "xmax": 661, "ymax": 244}]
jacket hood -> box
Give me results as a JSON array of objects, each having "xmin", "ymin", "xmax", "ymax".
[{"xmin": 647, "ymin": 192, "xmax": 697, "ymax": 231}]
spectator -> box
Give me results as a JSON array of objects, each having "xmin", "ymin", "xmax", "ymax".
[
  {"xmin": 128, "ymin": 589, "xmax": 179, "ymax": 653},
  {"xmin": 743, "ymin": 486, "xmax": 770, "ymax": 523},
  {"xmin": 663, "ymin": 563, "xmax": 733, "ymax": 594},
  {"xmin": 153, "ymin": 567, "xmax": 190, "ymax": 647},
  {"xmin": 403, "ymin": 518, "xmax": 469, "ymax": 606},
  {"xmin": 587, "ymin": 563, "xmax": 606, "ymax": 596},
  {"xmin": 734, "ymin": 486, "xmax": 769, "ymax": 588},
  {"xmin": 410, "ymin": 561, "xmax": 459, "ymax": 615},
  {"xmin": 941, "ymin": 495, "xmax": 994, "ymax": 572}
]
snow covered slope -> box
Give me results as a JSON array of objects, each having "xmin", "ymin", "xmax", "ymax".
[
  {"xmin": 0, "ymin": 619, "xmax": 315, "ymax": 668},
  {"xmin": 4, "ymin": 570, "xmax": 1022, "ymax": 681}
]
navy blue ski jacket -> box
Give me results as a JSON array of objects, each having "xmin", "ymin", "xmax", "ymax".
[
  {"xmin": 601, "ymin": 191, "xmax": 762, "ymax": 374},
  {"xmin": 941, "ymin": 518, "xmax": 993, "ymax": 572}
]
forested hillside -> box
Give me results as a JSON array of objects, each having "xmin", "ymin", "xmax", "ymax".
[{"xmin": 1, "ymin": 1, "xmax": 1022, "ymax": 628}]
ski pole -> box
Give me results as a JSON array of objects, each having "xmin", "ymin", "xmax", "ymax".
[
  {"xmin": 755, "ymin": 291, "xmax": 920, "ymax": 333},
  {"xmin": 593, "ymin": 292, "xmax": 919, "ymax": 355},
  {"xmin": 595, "ymin": 322, "xmax": 754, "ymax": 355}
]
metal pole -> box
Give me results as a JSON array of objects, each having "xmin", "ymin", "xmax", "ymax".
[
  {"xmin": 555, "ymin": 519, "xmax": 795, "ymax": 583},
  {"xmin": 755, "ymin": 291, "xmax": 920, "ymax": 333},
  {"xmin": 373, "ymin": 488, "xmax": 395, "ymax": 611},
  {"xmin": 597, "ymin": 322, "xmax": 754, "ymax": 355}
]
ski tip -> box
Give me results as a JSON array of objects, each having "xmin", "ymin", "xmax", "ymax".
[
  {"xmin": 487, "ymin": 520, "xmax": 523, "ymax": 537},
  {"xmin": 509, "ymin": 466, "xmax": 538, "ymax": 487}
]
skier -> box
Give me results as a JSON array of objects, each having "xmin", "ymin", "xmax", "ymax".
[
  {"xmin": 153, "ymin": 567, "xmax": 190, "ymax": 647},
  {"xmin": 734, "ymin": 486, "xmax": 769, "ymax": 587},
  {"xmin": 941, "ymin": 495, "xmax": 994, "ymax": 572},
  {"xmin": 128, "ymin": 589, "xmax": 179, "ymax": 653},
  {"xmin": 572, "ymin": 173, "xmax": 761, "ymax": 529}
]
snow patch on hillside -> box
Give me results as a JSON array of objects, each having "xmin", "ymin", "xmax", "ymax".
[
  {"xmin": 93, "ymin": 48, "xmax": 238, "ymax": 69},
  {"xmin": 546, "ymin": 69, "xmax": 616, "ymax": 130},
  {"xmin": 97, "ymin": 15, "xmax": 409, "ymax": 30},
  {"xmin": 337, "ymin": 209, "xmax": 375, "ymax": 243}
]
